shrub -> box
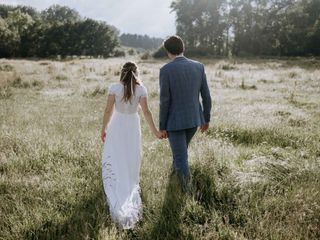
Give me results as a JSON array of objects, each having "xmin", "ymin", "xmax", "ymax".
[
  {"xmin": 153, "ymin": 47, "xmax": 167, "ymax": 58},
  {"xmin": 55, "ymin": 74, "xmax": 68, "ymax": 81},
  {"xmin": 140, "ymin": 52, "xmax": 151, "ymax": 60},
  {"xmin": 31, "ymin": 80, "xmax": 44, "ymax": 89},
  {"xmin": 113, "ymin": 50, "xmax": 125, "ymax": 57},
  {"xmin": 83, "ymin": 85, "xmax": 106, "ymax": 97},
  {"xmin": 0, "ymin": 85, "xmax": 12, "ymax": 99},
  {"xmin": 128, "ymin": 49, "xmax": 135, "ymax": 55},
  {"xmin": 0, "ymin": 64, "xmax": 14, "ymax": 72},
  {"xmin": 239, "ymin": 79, "xmax": 257, "ymax": 90},
  {"xmin": 288, "ymin": 71, "xmax": 298, "ymax": 78},
  {"xmin": 221, "ymin": 64, "xmax": 236, "ymax": 70},
  {"xmin": 11, "ymin": 76, "xmax": 30, "ymax": 88}
]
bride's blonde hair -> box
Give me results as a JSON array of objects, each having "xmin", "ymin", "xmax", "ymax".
[{"xmin": 120, "ymin": 62, "xmax": 140, "ymax": 102}]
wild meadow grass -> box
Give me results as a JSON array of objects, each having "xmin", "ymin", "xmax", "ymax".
[{"xmin": 0, "ymin": 57, "xmax": 319, "ymax": 239}]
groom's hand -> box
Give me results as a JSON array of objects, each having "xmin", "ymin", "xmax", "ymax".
[
  {"xmin": 199, "ymin": 123, "xmax": 209, "ymax": 133},
  {"xmin": 160, "ymin": 130, "xmax": 168, "ymax": 139}
]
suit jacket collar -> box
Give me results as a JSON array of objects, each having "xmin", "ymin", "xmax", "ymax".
[{"xmin": 172, "ymin": 56, "xmax": 187, "ymax": 62}]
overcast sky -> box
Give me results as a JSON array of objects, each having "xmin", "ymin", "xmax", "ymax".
[{"xmin": 0, "ymin": 0, "xmax": 176, "ymax": 38}]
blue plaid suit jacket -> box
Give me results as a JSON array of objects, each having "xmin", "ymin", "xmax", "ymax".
[{"xmin": 159, "ymin": 56, "xmax": 212, "ymax": 131}]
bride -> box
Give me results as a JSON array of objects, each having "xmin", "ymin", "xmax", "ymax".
[{"xmin": 100, "ymin": 61, "xmax": 162, "ymax": 229}]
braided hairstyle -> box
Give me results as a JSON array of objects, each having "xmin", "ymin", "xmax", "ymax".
[{"xmin": 120, "ymin": 62, "xmax": 140, "ymax": 102}]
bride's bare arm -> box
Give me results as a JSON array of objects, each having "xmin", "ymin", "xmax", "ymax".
[
  {"xmin": 139, "ymin": 97, "xmax": 162, "ymax": 138},
  {"xmin": 101, "ymin": 95, "xmax": 115, "ymax": 142}
]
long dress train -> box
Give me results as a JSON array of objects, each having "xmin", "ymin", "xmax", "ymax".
[{"xmin": 101, "ymin": 83, "xmax": 147, "ymax": 229}]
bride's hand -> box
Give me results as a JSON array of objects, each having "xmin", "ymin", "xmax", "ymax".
[
  {"xmin": 155, "ymin": 130, "xmax": 164, "ymax": 139},
  {"xmin": 101, "ymin": 130, "xmax": 106, "ymax": 142}
]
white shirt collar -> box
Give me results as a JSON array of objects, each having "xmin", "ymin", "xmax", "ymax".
[{"xmin": 175, "ymin": 53, "xmax": 184, "ymax": 58}]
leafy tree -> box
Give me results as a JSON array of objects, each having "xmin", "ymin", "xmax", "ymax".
[
  {"xmin": 75, "ymin": 19, "xmax": 119, "ymax": 57},
  {"xmin": 0, "ymin": 4, "xmax": 119, "ymax": 58},
  {"xmin": 169, "ymin": 0, "xmax": 320, "ymax": 56},
  {"xmin": 0, "ymin": 9, "xmax": 34, "ymax": 57},
  {"xmin": 0, "ymin": 4, "xmax": 38, "ymax": 18},
  {"xmin": 0, "ymin": 17, "xmax": 18, "ymax": 57},
  {"xmin": 38, "ymin": 18, "xmax": 119, "ymax": 58},
  {"xmin": 6, "ymin": 9, "xmax": 34, "ymax": 36},
  {"xmin": 171, "ymin": 0, "xmax": 229, "ymax": 56},
  {"xmin": 41, "ymin": 5, "xmax": 81, "ymax": 26},
  {"xmin": 0, "ymin": 4, "xmax": 15, "ymax": 18}
]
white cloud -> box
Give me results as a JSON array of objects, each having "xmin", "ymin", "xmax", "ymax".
[{"xmin": 0, "ymin": 0, "xmax": 176, "ymax": 37}]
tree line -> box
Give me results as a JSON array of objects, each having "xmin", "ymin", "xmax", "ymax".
[
  {"xmin": 120, "ymin": 33, "xmax": 163, "ymax": 50},
  {"xmin": 1, "ymin": 1, "xmax": 319, "ymax": 59},
  {"xmin": 0, "ymin": 4, "xmax": 119, "ymax": 58},
  {"xmin": 164, "ymin": 0, "xmax": 320, "ymax": 57}
]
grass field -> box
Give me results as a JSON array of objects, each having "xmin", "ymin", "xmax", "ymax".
[{"xmin": 1, "ymin": 56, "xmax": 320, "ymax": 240}]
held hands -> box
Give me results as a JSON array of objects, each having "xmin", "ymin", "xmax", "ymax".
[
  {"xmin": 102, "ymin": 125, "xmax": 207, "ymax": 141},
  {"xmin": 160, "ymin": 130, "xmax": 168, "ymax": 139},
  {"xmin": 199, "ymin": 123, "xmax": 209, "ymax": 133},
  {"xmin": 155, "ymin": 130, "xmax": 168, "ymax": 139}
]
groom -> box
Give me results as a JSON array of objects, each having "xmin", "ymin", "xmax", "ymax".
[{"xmin": 159, "ymin": 35, "xmax": 212, "ymax": 190}]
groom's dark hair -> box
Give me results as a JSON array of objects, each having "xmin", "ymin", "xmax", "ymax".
[{"xmin": 163, "ymin": 35, "xmax": 185, "ymax": 55}]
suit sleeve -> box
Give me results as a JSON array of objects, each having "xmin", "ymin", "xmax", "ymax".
[
  {"xmin": 159, "ymin": 69, "xmax": 170, "ymax": 130},
  {"xmin": 200, "ymin": 64, "xmax": 212, "ymax": 123}
]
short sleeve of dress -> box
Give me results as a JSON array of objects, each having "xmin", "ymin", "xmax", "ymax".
[
  {"xmin": 139, "ymin": 85, "xmax": 148, "ymax": 98},
  {"xmin": 108, "ymin": 83, "xmax": 117, "ymax": 95}
]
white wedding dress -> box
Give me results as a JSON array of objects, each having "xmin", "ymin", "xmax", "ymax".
[{"xmin": 101, "ymin": 82, "xmax": 147, "ymax": 229}]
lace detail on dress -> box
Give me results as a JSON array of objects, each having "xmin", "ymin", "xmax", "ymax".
[
  {"xmin": 109, "ymin": 185, "xmax": 143, "ymax": 229},
  {"xmin": 108, "ymin": 83, "xmax": 148, "ymax": 114},
  {"xmin": 102, "ymin": 160, "xmax": 116, "ymax": 186}
]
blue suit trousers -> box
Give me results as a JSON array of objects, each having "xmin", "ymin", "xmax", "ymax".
[{"xmin": 168, "ymin": 127, "xmax": 197, "ymax": 182}]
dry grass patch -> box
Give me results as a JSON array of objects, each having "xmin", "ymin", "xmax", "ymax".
[{"xmin": 1, "ymin": 57, "xmax": 320, "ymax": 240}]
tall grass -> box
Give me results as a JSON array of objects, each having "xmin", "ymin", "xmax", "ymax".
[{"xmin": 0, "ymin": 58, "xmax": 319, "ymax": 239}]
